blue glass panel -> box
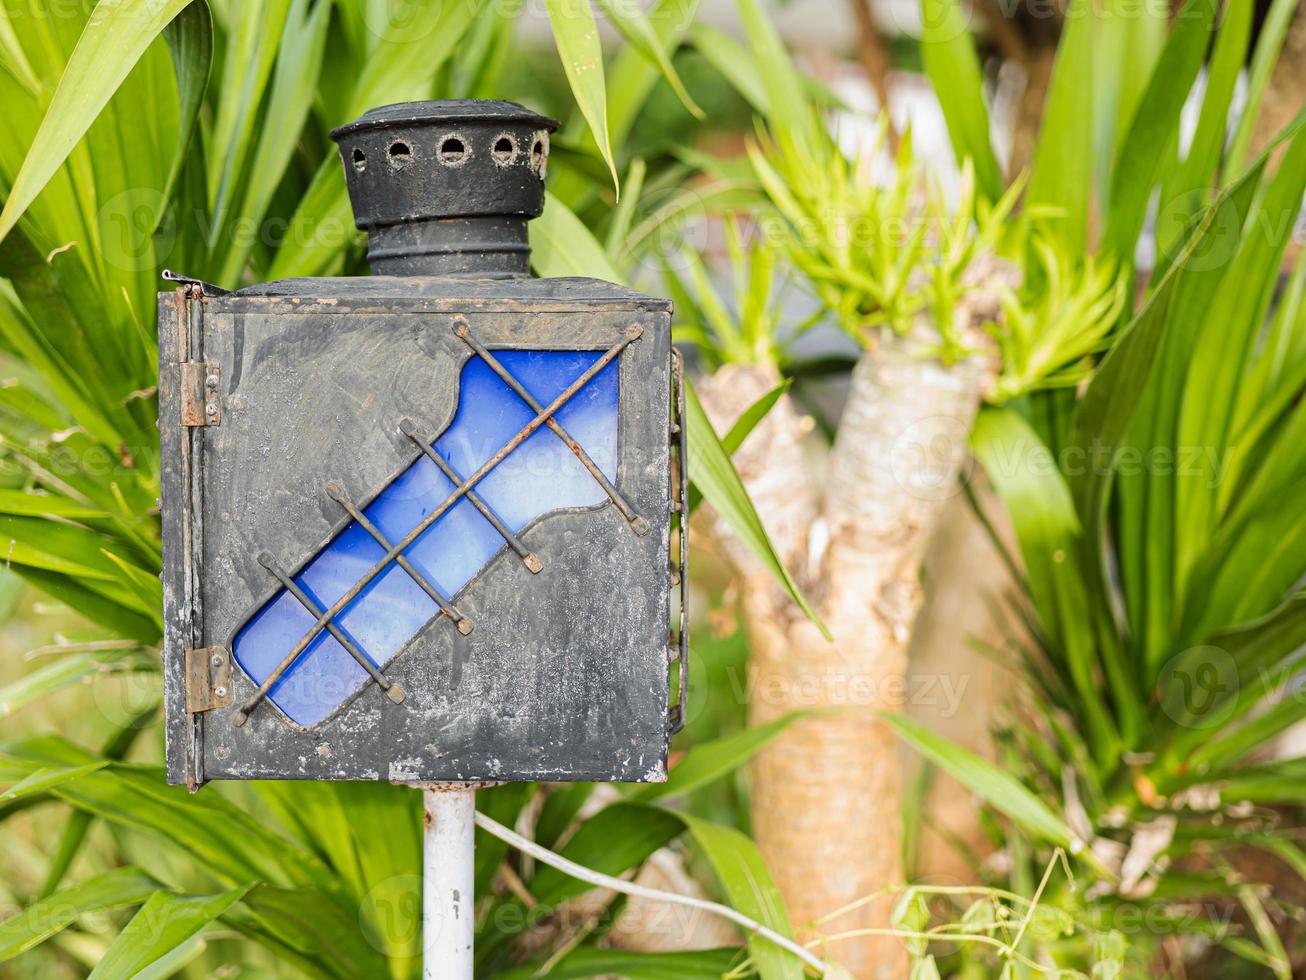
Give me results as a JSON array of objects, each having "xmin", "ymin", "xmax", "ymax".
[{"xmin": 232, "ymin": 349, "xmax": 619, "ymax": 726}]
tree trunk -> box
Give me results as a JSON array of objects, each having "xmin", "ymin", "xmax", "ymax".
[
  {"xmin": 699, "ymin": 286, "xmax": 1002, "ymax": 977},
  {"xmin": 905, "ymin": 487, "xmax": 1019, "ymax": 885},
  {"xmin": 695, "ymin": 362, "xmax": 819, "ymax": 577}
]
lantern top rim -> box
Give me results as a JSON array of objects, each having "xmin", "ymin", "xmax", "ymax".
[
  {"xmin": 330, "ymin": 100, "xmax": 559, "ymax": 140},
  {"xmin": 222, "ymin": 273, "xmax": 673, "ymax": 312}
]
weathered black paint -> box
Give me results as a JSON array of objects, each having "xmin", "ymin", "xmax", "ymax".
[
  {"xmin": 331, "ymin": 100, "xmax": 559, "ymax": 276},
  {"xmin": 159, "ymin": 101, "xmax": 678, "ymax": 788}
]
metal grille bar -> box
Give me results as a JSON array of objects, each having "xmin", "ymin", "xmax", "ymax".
[
  {"xmin": 235, "ymin": 332, "xmax": 636, "ymax": 723},
  {"xmin": 326, "ymin": 482, "xmax": 474, "ymax": 633},
  {"xmin": 454, "ymin": 321, "xmax": 649, "ymax": 536},
  {"xmin": 257, "ymin": 551, "xmax": 406, "ymax": 703},
  {"xmin": 398, "ymin": 419, "xmax": 543, "ymax": 574}
]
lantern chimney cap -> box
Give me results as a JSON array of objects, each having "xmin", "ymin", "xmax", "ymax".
[
  {"xmin": 331, "ymin": 99, "xmax": 559, "ymax": 139},
  {"xmin": 331, "ymin": 100, "xmax": 561, "ymax": 276}
]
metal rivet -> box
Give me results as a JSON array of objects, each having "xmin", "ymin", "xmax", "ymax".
[
  {"xmin": 213, "ymin": 685, "xmax": 228, "ymax": 698},
  {"xmin": 210, "ymin": 653, "xmax": 223, "ymax": 667},
  {"xmin": 205, "ymin": 403, "xmax": 218, "ymax": 417},
  {"xmin": 205, "ymin": 374, "xmax": 219, "ymax": 389}
]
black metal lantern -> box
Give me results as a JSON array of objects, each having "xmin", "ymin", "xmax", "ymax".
[{"xmin": 158, "ymin": 100, "xmax": 685, "ymax": 791}]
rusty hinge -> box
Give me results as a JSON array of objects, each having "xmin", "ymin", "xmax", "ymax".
[
  {"xmin": 185, "ymin": 646, "xmax": 233, "ymax": 714},
  {"xmin": 162, "ymin": 269, "xmax": 230, "ymax": 297},
  {"xmin": 180, "ymin": 361, "xmax": 221, "ymax": 427}
]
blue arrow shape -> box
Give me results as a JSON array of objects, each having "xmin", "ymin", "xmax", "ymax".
[{"xmin": 232, "ymin": 349, "xmax": 619, "ymax": 727}]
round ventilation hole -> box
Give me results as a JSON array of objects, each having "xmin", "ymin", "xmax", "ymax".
[
  {"xmin": 492, "ymin": 134, "xmax": 517, "ymax": 166},
  {"xmin": 387, "ymin": 140, "xmax": 413, "ymax": 169},
  {"xmin": 530, "ymin": 133, "xmax": 548, "ymax": 177},
  {"xmin": 439, "ymin": 135, "xmax": 468, "ymax": 166}
]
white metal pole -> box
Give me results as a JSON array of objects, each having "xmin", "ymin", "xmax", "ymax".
[{"xmin": 423, "ymin": 783, "xmax": 476, "ymax": 980}]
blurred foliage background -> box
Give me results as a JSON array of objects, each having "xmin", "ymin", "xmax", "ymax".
[{"xmin": 1, "ymin": 0, "xmax": 1305, "ymax": 977}]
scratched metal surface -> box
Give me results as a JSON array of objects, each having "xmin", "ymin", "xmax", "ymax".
[{"xmin": 159, "ymin": 276, "xmax": 673, "ymax": 785}]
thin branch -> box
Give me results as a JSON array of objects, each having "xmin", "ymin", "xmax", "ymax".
[
  {"xmin": 969, "ymin": 0, "xmax": 1031, "ymax": 66},
  {"xmin": 473, "ymin": 810, "xmax": 830, "ymax": 976},
  {"xmin": 1006, "ymin": 845, "xmax": 1065, "ymax": 954},
  {"xmin": 844, "ymin": 0, "xmax": 900, "ymax": 149}
]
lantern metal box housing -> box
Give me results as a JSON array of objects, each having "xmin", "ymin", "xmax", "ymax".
[{"xmin": 158, "ymin": 101, "xmax": 685, "ymax": 789}]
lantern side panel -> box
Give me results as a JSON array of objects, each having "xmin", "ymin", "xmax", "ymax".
[{"xmin": 160, "ymin": 285, "xmax": 673, "ymax": 785}]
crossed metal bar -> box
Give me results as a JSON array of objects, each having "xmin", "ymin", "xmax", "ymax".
[
  {"xmin": 398, "ymin": 418, "xmax": 543, "ymax": 574},
  {"xmin": 454, "ymin": 321, "xmax": 649, "ymax": 536},
  {"xmin": 257, "ymin": 551, "xmax": 407, "ymax": 704},
  {"xmin": 235, "ymin": 325, "xmax": 642, "ymax": 725},
  {"xmin": 326, "ymin": 481, "xmax": 475, "ymax": 634}
]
